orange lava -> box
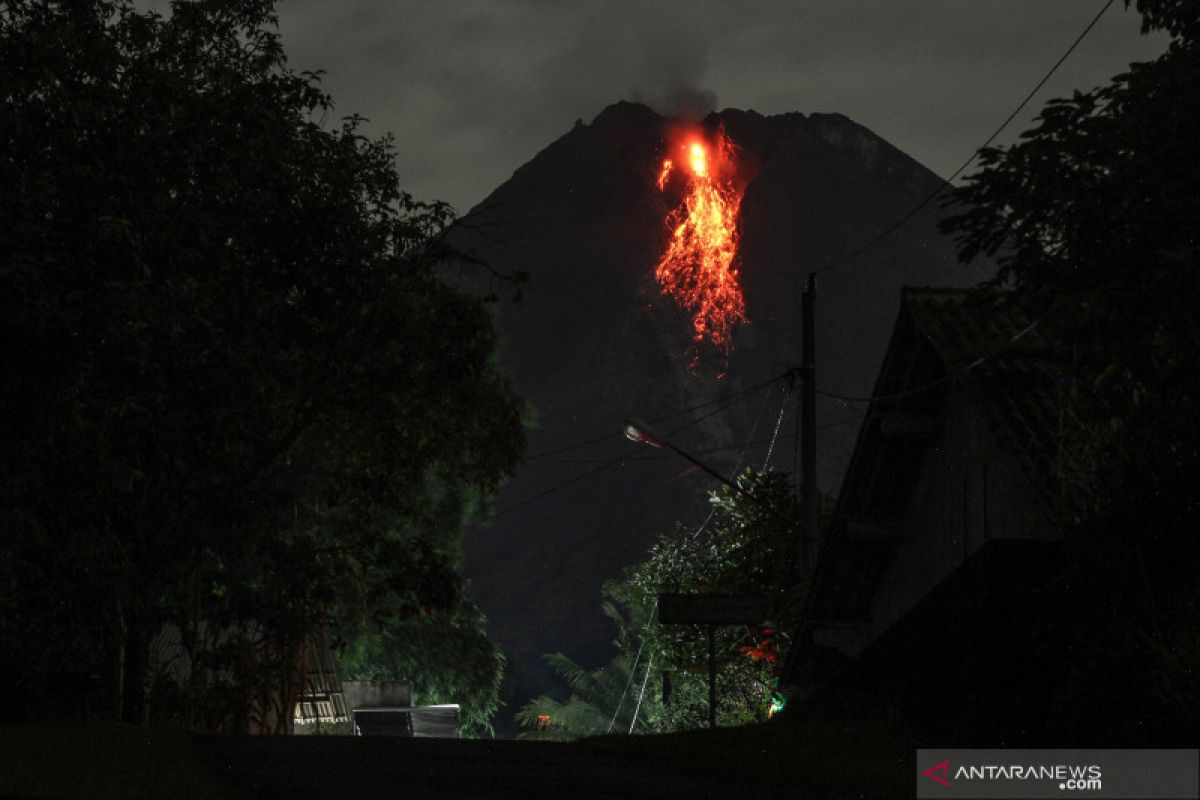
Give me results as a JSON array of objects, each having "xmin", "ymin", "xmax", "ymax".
[{"xmin": 654, "ymin": 128, "xmax": 746, "ymax": 360}]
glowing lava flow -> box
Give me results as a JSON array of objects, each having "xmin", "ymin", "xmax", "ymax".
[{"xmin": 654, "ymin": 129, "xmax": 746, "ymax": 361}]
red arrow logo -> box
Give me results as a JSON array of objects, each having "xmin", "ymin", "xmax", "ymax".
[{"xmin": 923, "ymin": 759, "xmax": 952, "ymax": 787}]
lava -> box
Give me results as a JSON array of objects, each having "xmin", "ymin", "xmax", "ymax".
[
  {"xmin": 656, "ymin": 159, "xmax": 673, "ymax": 190},
  {"xmin": 654, "ymin": 127, "xmax": 746, "ymax": 362}
]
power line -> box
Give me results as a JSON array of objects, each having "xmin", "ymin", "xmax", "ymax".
[
  {"xmin": 690, "ymin": 315, "xmax": 1041, "ymax": 469},
  {"xmin": 606, "ymin": 598, "xmax": 654, "ymax": 734},
  {"xmin": 627, "ymin": 652, "xmax": 654, "ymax": 734},
  {"xmin": 811, "ymin": 0, "xmax": 1116, "ymax": 278},
  {"xmin": 524, "ymin": 430, "xmax": 623, "ymax": 461},
  {"xmin": 524, "ymin": 372, "xmax": 784, "ymax": 461},
  {"xmin": 760, "ymin": 385, "xmax": 790, "ymax": 471},
  {"xmin": 493, "ymin": 452, "xmax": 630, "ymax": 516},
  {"xmin": 685, "ymin": 412, "xmax": 870, "ymax": 461},
  {"xmin": 691, "ymin": 382, "xmax": 787, "ymax": 538},
  {"xmin": 495, "ymin": 377, "xmax": 780, "ymax": 516},
  {"xmin": 814, "ymin": 319, "xmax": 1041, "ymax": 404},
  {"xmin": 536, "ymin": 410, "xmax": 870, "ymax": 467},
  {"xmin": 740, "ymin": 381, "xmax": 776, "ymax": 468}
]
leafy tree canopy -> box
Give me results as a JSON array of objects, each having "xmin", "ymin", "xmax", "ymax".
[
  {"xmin": 0, "ymin": 0, "xmax": 524, "ymax": 729},
  {"xmin": 940, "ymin": 0, "xmax": 1198, "ymax": 740},
  {"xmin": 514, "ymin": 602, "xmax": 653, "ymax": 741},
  {"xmin": 337, "ymin": 600, "xmax": 506, "ymax": 739},
  {"xmin": 520, "ymin": 470, "xmax": 833, "ymax": 737},
  {"xmin": 941, "ymin": 0, "xmax": 1199, "ymax": 525}
]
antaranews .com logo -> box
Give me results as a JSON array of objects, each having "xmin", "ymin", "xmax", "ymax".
[
  {"xmin": 923, "ymin": 757, "xmax": 1102, "ymax": 791},
  {"xmin": 916, "ymin": 749, "xmax": 1198, "ymax": 799}
]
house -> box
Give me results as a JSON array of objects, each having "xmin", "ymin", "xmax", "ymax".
[
  {"xmin": 787, "ymin": 287, "xmax": 1072, "ymax": 742},
  {"xmin": 147, "ymin": 622, "xmax": 347, "ymax": 734},
  {"xmin": 293, "ymin": 639, "xmax": 350, "ymax": 731}
]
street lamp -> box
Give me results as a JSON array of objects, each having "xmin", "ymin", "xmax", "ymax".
[
  {"xmin": 623, "ymin": 417, "xmax": 761, "ymax": 731},
  {"xmin": 622, "ymin": 418, "xmax": 749, "ymax": 497}
]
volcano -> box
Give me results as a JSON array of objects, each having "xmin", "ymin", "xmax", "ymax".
[{"xmin": 449, "ymin": 101, "xmax": 992, "ymax": 732}]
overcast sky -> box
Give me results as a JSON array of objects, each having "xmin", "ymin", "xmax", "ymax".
[{"xmin": 270, "ymin": 1, "xmax": 1168, "ymax": 213}]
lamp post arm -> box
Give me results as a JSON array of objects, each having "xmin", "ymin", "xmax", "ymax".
[
  {"xmin": 623, "ymin": 417, "xmax": 750, "ymax": 498},
  {"xmin": 659, "ymin": 440, "xmax": 750, "ymax": 498}
]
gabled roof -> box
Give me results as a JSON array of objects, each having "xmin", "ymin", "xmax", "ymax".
[
  {"xmin": 800, "ymin": 287, "xmax": 1061, "ymax": 627},
  {"xmin": 902, "ymin": 287, "xmax": 1059, "ymax": 507},
  {"xmin": 904, "ymin": 286, "xmax": 1046, "ymax": 364}
]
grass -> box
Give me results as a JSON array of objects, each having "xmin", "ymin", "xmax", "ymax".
[
  {"xmin": 0, "ymin": 722, "xmax": 228, "ymax": 800},
  {"xmin": 579, "ymin": 709, "xmax": 917, "ymax": 797}
]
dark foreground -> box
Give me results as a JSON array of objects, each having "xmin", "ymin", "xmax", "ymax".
[
  {"xmin": 1, "ymin": 717, "xmax": 908, "ymax": 798},
  {"xmin": 196, "ymin": 735, "xmax": 784, "ymax": 799}
]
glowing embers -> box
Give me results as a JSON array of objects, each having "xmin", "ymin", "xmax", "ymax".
[{"xmin": 654, "ymin": 128, "xmax": 746, "ymax": 363}]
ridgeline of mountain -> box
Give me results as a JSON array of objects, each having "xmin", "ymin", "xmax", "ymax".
[{"xmin": 449, "ymin": 101, "xmax": 992, "ymax": 733}]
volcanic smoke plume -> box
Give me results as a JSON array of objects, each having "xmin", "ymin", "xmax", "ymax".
[{"xmin": 636, "ymin": 83, "xmax": 717, "ymax": 121}]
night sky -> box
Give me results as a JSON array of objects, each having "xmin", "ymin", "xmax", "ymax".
[{"xmin": 264, "ymin": 0, "xmax": 1168, "ymax": 213}]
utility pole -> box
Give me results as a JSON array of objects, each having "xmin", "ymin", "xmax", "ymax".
[{"xmin": 800, "ymin": 272, "xmax": 817, "ymax": 574}]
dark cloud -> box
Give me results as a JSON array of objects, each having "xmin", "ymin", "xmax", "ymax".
[{"xmin": 261, "ymin": 0, "xmax": 1165, "ymax": 212}]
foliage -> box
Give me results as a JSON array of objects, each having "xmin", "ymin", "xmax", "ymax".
[
  {"xmin": 337, "ymin": 600, "xmax": 506, "ymax": 739},
  {"xmin": 940, "ymin": 0, "xmax": 1199, "ymax": 740},
  {"xmin": 612, "ymin": 470, "xmax": 797, "ymax": 731},
  {"xmin": 519, "ymin": 470, "xmax": 832, "ymax": 737},
  {"xmin": 333, "ymin": 473, "xmax": 508, "ymax": 738},
  {"xmin": 940, "ymin": 0, "xmax": 1200, "ymax": 526},
  {"xmin": 0, "ymin": 0, "xmax": 524, "ymax": 730},
  {"xmin": 514, "ymin": 603, "xmax": 653, "ymax": 741}
]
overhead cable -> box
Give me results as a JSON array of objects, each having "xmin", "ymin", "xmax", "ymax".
[
  {"xmin": 525, "ymin": 372, "xmax": 783, "ymax": 461},
  {"xmin": 811, "ymin": 0, "xmax": 1116, "ymax": 277},
  {"xmin": 814, "ymin": 319, "xmax": 1041, "ymax": 404}
]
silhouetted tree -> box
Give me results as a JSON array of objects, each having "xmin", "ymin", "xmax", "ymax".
[
  {"xmin": 0, "ymin": 0, "xmax": 524, "ymax": 729},
  {"xmin": 940, "ymin": 0, "xmax": 1198, "ymax": 742},
  {"xmin": 942, "ymin": 0, "xmax": 1199, "ymax": 525}
]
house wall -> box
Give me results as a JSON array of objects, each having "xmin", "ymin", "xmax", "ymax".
[
  {"xmin": 146, "ymin": 622, "xmax": 310, "ymax": 733},
  {"xmin": 853, "ymin": 385, "xmax": 1051, "ymax": 655}
]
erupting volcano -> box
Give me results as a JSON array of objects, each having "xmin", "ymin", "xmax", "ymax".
[
  {"xmin": 452, "ymin": 102, "xmax": 993, "ymax": 735},
  {"xmin": 654, "ymin": 128, "xmax": 746, "ymax": 362}
]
